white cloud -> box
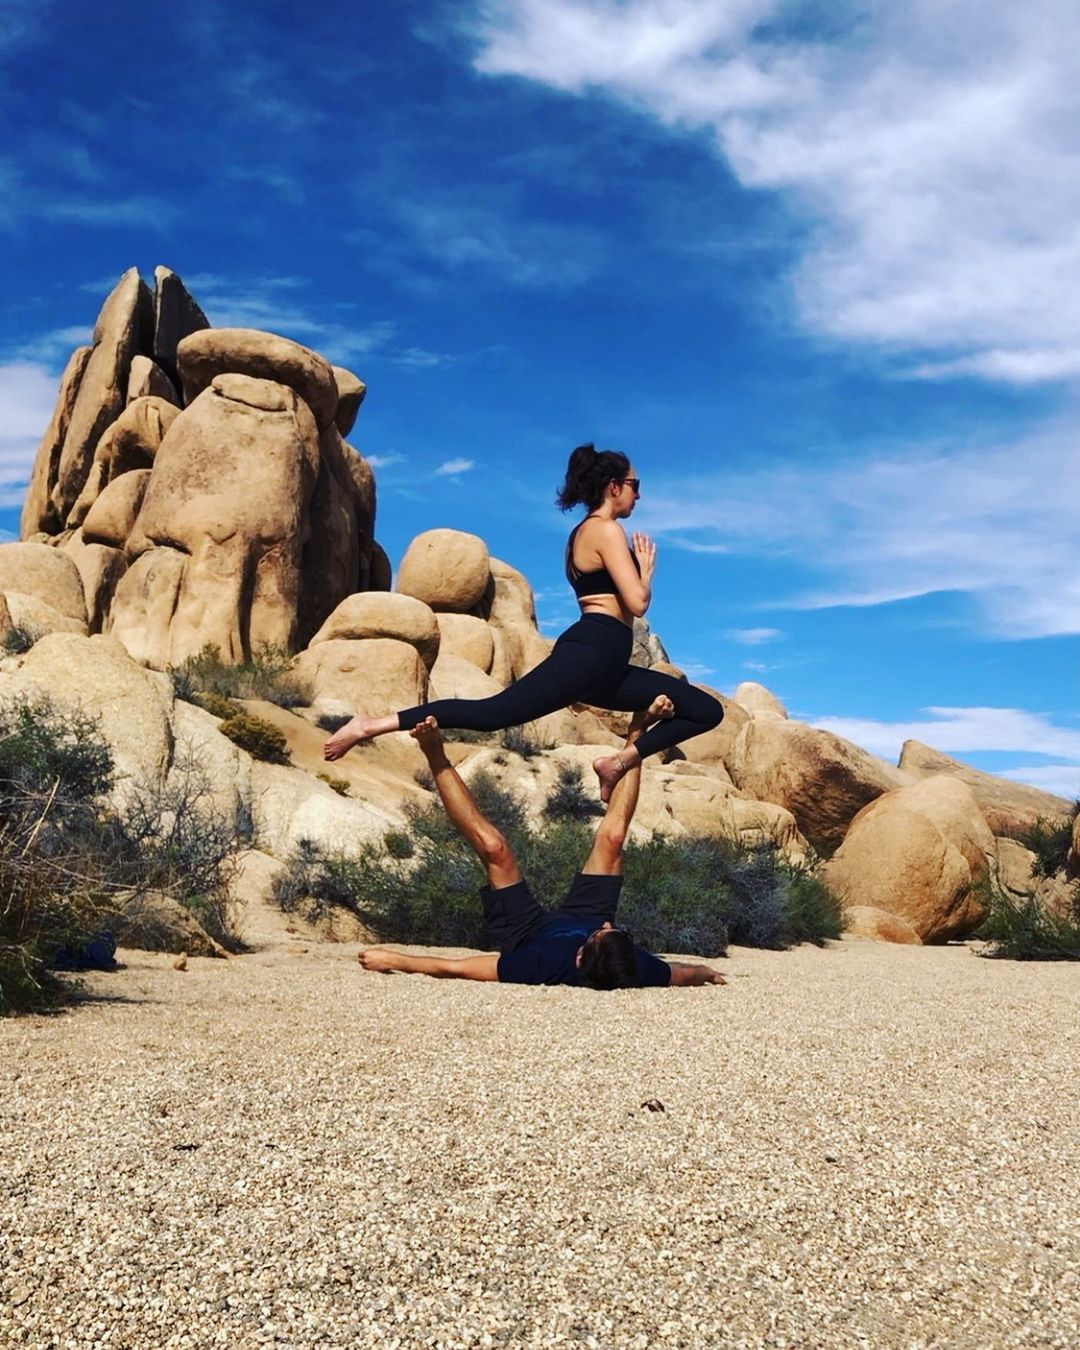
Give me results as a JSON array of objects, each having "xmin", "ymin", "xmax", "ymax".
[
  {"xmin": 637, "ymin": 421, "xmax": 1080, "ymax": 639},
  {"xmin": 726, "ymin": 626, "xmax": 782, "ymax": 645},
  {"xmin": 366, "ymin": 453, "xmax": 404, "ymax": 469},
  {"xmin": 13, "ymin": 325, "xmax": 92, "ymax": 365},
  {"xmin": 474, "ymin": 0, "xmax": 1080, "ymax": 384},
  {"xmin": 435, "ymin": 457, "xmax": 476, "ymax": 476},
  {"xmin": 0, "ymin": 362, "xmax": 57, "ymax": 498},
  {"xmin": 810, "ymin": 706, "xmax": 1080, "ymax": 797}
]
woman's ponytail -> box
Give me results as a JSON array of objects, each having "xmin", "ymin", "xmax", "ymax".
[{"xmin": 556, "ymin": 442, "xmax": 630, "ymax": 512}]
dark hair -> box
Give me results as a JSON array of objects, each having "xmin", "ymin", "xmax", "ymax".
[
  {"xmin": 556, "ymin": 443, "xmax": 631, "ymax": 512},
  {"xmin": 578, "ymin": 928, "xmax": 639, "ymax": 990}
]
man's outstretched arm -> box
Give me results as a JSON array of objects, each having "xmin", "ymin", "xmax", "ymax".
[
  {"xmin": 359, "ymin": 948, "xmax": 500, "ymax": 980},
  {"xmin": 667, "ymin": 961, "xmax": 726, "ymax": 986},
  {"xmin": 410, "ymin": 717, "xmax": 521, "ymax": 890}
]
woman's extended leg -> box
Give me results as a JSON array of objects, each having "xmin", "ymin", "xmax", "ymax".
[
  {"xmin": 324, "ymin": 625, "xmax": 626, "ymax": 760},
  {"xmin": 591, "ymin": 667, "xmax": 724, "ymax": 801}
]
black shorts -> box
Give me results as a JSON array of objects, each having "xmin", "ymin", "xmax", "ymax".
[{"xmin": 480, "ymin": 872, "xmax": 623, "ymax": 953}]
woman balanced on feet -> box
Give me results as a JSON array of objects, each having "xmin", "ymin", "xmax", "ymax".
[{"xmin": 324, "ymin": 443, "xmax": 723, "ymax": 800}]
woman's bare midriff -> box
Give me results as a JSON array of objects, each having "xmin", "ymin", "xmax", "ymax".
[{"xmin": 578, "ymin": 596, "xmax": 633, "ymax": 625}]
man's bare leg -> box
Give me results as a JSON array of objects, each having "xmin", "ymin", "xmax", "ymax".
[
  {"xmin": 584, "ymin": 695, "xmax": 672, "ymax": 876},
  {"xmin": 324, "ymin": 711, "xmax": 400, "ymax": 761}
]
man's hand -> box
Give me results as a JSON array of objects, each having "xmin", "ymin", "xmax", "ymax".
[
  {"xmin": 359, "ymin": 947, "xmax": 404, "ymax": 973},
  {"xmin": 668, "ymin": 962, "xmax": 727, "ymax": 987}
]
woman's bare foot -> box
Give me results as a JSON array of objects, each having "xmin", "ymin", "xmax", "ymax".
[
  {"xmin": 324, "ymin": 712, "xmax": 397, "ymax": 761},
  {"xmin": 358, "ymin": 948, "xmax": 405, "ymax": 973},
  {"xmin": 648, "ymin": 693, "xmax": 675, "ymax": 722}
]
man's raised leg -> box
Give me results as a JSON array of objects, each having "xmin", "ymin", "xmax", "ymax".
[{"xmin": 583, "ymin": 696, "xmax": 673, "ymax": 876}]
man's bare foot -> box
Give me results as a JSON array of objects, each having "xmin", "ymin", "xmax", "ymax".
[
  {"xmin": 358, "ymin": 948, "xmax": 405, "ymax": 973},
  {"xmin": 409, "ymin": 715, "xmax": 442, "ymax": 755},
  {"xmin": 324, "ymin": 714, "xmax": 379, "ymax": 761},
  {"xmin": 593, "ymin": 750, "xmax": 637, "ymax": 803}
]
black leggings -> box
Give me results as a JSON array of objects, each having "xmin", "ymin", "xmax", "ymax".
[{"xmin": 396, "ymin": 613, "xmax": 723, "ymax": 761}]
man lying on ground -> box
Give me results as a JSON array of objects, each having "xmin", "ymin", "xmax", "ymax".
[{"xmin": 359, "ymin": 698, "xmax": 726, "ymax": 989}]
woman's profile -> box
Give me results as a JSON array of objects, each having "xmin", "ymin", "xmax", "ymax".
[{"xmin": 324, "ymin": 443, "xmax": 723, "ymax": 799}]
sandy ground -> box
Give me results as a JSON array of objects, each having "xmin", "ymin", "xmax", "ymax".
[{"xmin": 2, "ymin": 919, "xmax": 1078, "ymax": 1349}]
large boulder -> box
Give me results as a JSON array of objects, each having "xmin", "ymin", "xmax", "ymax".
[
  {"xmin": 308, "ymin": 593, "xmax": 440, "ymax": 669},
  {"xmin": 152, "ymin": 265, "xmax": 209, "ymax": 389},
  {"xmin": 0, "ymin": 633, "xmax": 175, "ymax": 802},
  {"xmin": 110, "ymin": 375, "xmax": 320, "ymax": 667},
  {"xmin": 495, "ymin": 621, "xmax": 553, "ymax": 683},
  {"xmin": 114, "ymin": 890, "xmax": 224, "ymax": 957},
  {"xmin": 733, "ymin": 681, "xmax": 788, "ymax": 718},
  {"xmin": 297, "ymin": 426, "xmax": 365, "ymax": 646},
  {"xmin": 2, "ymin": 592, "xmax": 87, "ymax": 643},
  {"xmin": 435, "ymin": 613, "xmax": 494, "ymax": 672},
  {"xmin": 824, "ymin": 775, "xmax": 995, "ymax": 943},
  {"xmin": 485, "ymin": 556, "xmax": 538, "ymax": 628},
  {"xmin": 68, "ymin": 396, "xmax": 180, "ymax": 527},
  {"xmin": 60, "ymin": 533, "xmax": 127, "ymax": 633},
  {"xmin": 0, "ymin": 542, "xmax": 86, "ymax": 623},
  {"xmin": 332, "ymin": 365, "xmax": 366, "ymax": 436},
  {"xmin": 844, "ymin": 907, "xmax": 922, "ymax": 944},
  {"xmin": 428, "ymin": 653, "xmax": 503, "ymax": 703},
  {"xmin": 899, "ymin": 739, "xmax": 1073, "ymax": 838},
  {"xmin": 81, "ymin": 469, "xmax": 151, "ymax": 548},
  {"xmin": 677, "ymin": 687, "xmax": 749, "ymax": 768},
  {"xmin": 727, "ymin": 717, "xmax": 908, "ymax": 854},
  {"xmin": 397, "ymin": 529, "xmax": 491, "ymax": 612},
  {"xmin": 995, "ymin": 837, "xmax": 1038, "ymax": 899},
  {"xmin": 1069, "ymin": 814, "xmax": 1080, "ymax": 882},
  {"xmin": 369, "ymin": 541, "xmax": 392, "ymax": 591},
  {"xmin": 177, "ymin": 328, "xmax": 338, "ymax": 430},
  {"xmin": 20, "ymin": 345, "xmax": 92, "ymax": 537},
  {"xmin": 126, "ymin": 354, "xmax": 177, "ymax": 405},
  {"xmin": 50, "ymin": 269, "xmax": 153, "ymax": 525},
  {"xmin": 292, "ymin": 637, "xmax": 427, "ymax": 717}
]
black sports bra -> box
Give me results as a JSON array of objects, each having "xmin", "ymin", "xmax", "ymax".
[{"xmin": 565, "ymin": 518, "xmax": 641, "ymax": 600}]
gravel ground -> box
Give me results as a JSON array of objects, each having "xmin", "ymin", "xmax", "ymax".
[{"xmin": 2, "ymin": 934, "xmax": 1078, "ymax": 1349}]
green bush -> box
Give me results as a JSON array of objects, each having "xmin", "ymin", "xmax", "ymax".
[
  {"xmin": 977, "ymin": 879, "xmax": 1080, "ymax": 961},
  {"xmin": 500, "ymin": 724, "xmax": 554, "ymax": 759},
  {"xmin": 1, "ymin": 696, "xmax": 242, "ymax": 1014},
  {"xmin": 543, "ymin": 763, "xmax": 604, "ymax": 822},
  {"xmin": 171, "ymin": 642, "xmax": 312, "ymax": 708},
  {"xmin": 2, "ymin": 625, "xmax": 35, "ymax": 656},
  {"xmin": 273, "ymin": 772, "xmax": 842, "ymax": 955},
  {"xmin": 194, "ymin": 691, "xmax": 241, "ymax": 720},
  {"xmin": 1020, "ymin": 803, "xmax": 1080, "ymax": 879},
  {"xmin": 317, "ymin": 772, "xmax": 350, "ymax": 797},
  {"xmin": 219, "ymin": 711, "xmax": 290, "ymax": 764}
]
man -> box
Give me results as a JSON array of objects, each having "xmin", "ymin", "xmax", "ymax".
[{"xmin": 359, "ymin": 698, "xmax": 725, "ymax": 989}]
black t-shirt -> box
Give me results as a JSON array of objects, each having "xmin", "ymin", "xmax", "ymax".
[{"xmin": 497, "ymin": 912, "xmax": 671, "ymax": 988}]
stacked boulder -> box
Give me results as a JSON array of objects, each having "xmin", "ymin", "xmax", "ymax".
[{"xmin": 15, "ymin": 267, "xmax": 378, "ymax": 667}]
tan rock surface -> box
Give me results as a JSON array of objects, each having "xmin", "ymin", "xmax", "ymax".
[
  {"xmin": 1, "ymin": 633, "xmax": 174, "ymax": 802},
  {"xmin": 293, "ymin": 637, "xmax": 427, "ymax": 717},
  {"xmin": 0, "ymin": 541, "xmax": 86, "ymax": 623},
  {"xmin": 309, "ymin": 593, "xmax": 440, "ymax": 669},
  {"xmin": 111, "ymin": 376, "xmax": 320, "ymax": 667},
  {"xmin": 1069, "ymin": 813, "xmax": 1080, "ymax": 881},
  {"xmin": 152, "ymin": 265, "xmax": 209, "ymax": 387},
  {"xmin": 68, "ymin": 396, "xmax": 180, "ymax": 527},
  {"xmin": 824, "ymin": 775, "xmax": 995, "ymax": 942},
  {"xmin": 2, "ymin": 592, "xmax": 88, "ymax": 642},
  {"xmin": 899, "ymin": 738, "xmax": 1073, "ymax": 837},
  {"xmin": 59, "ymin": 534, "xmax": 127, "ymax": 633},
  {"xmin": 114, "ymin": 890, "xmax": 224, "ymax": 957},
  {"xmin": 435, "ymin": 613, "xmax": 494, "ymax": 672},
  {"xmin": 727, "ymin": 717, "xmax": 908, "ymax": 853},
  {"xmin": 733, "ymin": 680, "xmax": 789, "ymax": 718},
  {"xmin": 428, "ymin": 653, "xmax": 503, "ymax": 703},
  {"xmin": 844, "ymin": 906, "xmax": 923, "ymax": 944},
  {"xmin": 177, "ymin": 327, "xmax": 338, "ymax": 430},
  {"xmin": 369, "ymin": 541, "xmax": 392, "ymax": 591},
  {"xmin": 297, "ymin": 426, "xmax": 365, "ymax": 645},
  {"xmin": 397, "ymin": 528, "xmax": 491, "ymax": 612},
  {"xmin": 126, "ymin": 354, "xmax": 177, "ymax": 405},
  {"xmin": 81, "ymin": 468, "xmax": 151, "ymax": 547},
  {"xmin": 331, "ymin": 365, "xmax": 366, "ymax": 436},
  {"xmin": 497, "ymin": 620, "xmax": 554, "ymax": 681},
  {"xmin": 51, "ymin": 269, "xmax": 152, "ymax": 525},
  {"xmin": 485, "ymin": 556, "xmax": 538, "ymax": 627},
  {"xmin": 679, "ymin": 687, "xmax": 749, "ymax": 767},
  {"xmin": 995, "ymin": 837, "xmax": 1038, "ymax": 898},
  {"xmin": 0, "ymin": 592, "xmax": 10, "ymax": 648},
  {"xmin": 20, "ymin": 345, "xmax": 92, "ymax": 537}
]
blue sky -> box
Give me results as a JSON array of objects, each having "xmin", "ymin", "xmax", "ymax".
[{"xmin": 1, "ymin": 0, "xmax": 1077, "ymax": 794}]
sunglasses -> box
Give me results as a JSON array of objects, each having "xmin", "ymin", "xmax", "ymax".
[{"xmin": 621, "ymin": 477, "xmax": 641, "ymax": 494}]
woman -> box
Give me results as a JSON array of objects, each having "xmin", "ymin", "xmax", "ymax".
[{"xmin": 324, "ymin": 443, "xmax": 723, "ymax": 799}]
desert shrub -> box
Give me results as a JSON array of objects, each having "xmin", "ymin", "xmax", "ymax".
[
  {"xmin": 977, "ymin": 878, "xmax": 1080, "ymax": 961},
  {"xmin": 273, "ymin": 771, "xmax": 842, "ymax": 955},
  {"xmin": 543, "ymin": 763, "xmax": 605, "ymax": 822},
  {"xmin": 1020, "ymin": 803, "xmax": 1080, "ymax": 880},
  {"xmin": 219, "ymin": 711, "xmax": 290, "ymax": 764},
  {"xmin": 1, "ymin": 698, "xmax": 243, "ymax": 1013},
  {"xmin": 316, "ymin": 712, "xmax": 352, "ymax": 733},
  {"xmin": 317, "ymin": 772, "xmax": 350, "ymax": 797},
  {"xmin": 171, "ymin": 642, "xmax": 312, "ymax": 708},
  {"xmin": 500, "ymin": 724, "xmax": 554, "ymax": 760},
  {"xmin": 194, "ymin": 691, "xmax": 240, "ymax": 720},
  {"xmin": 2, "ymin": 626, "xmax": 35, "ymax": 656}
]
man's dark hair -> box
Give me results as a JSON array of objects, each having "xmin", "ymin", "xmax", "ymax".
[{"xmin": 578, "ymin": 928, "xmax": 639, "ymax": 990}]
